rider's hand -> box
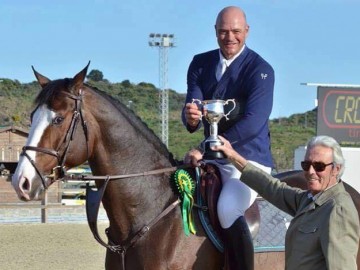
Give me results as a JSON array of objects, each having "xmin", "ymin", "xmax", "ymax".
[
  {"xmin": 185, "ymin": 103, "xmax": 201, "ymax": 127},
  {"xmin": 183, "ymin": 148, "xmax": 203, "ymax": 167}
]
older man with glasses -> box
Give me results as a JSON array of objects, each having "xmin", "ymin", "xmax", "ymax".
[{"xmin": 186, "ymin": 135, "xmax": 359, "ymax": 270}]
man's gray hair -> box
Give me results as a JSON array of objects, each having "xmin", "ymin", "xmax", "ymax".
[{"xmin": 306, "ymin": 135, "xmax": 345, "ymax": 180}]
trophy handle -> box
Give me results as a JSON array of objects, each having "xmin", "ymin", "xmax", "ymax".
[
  {"xmin": 191, "ymin": 99, "xmax": 203, "ymax": 118},
  {"xmin": 223, "ymin": 99, "xmax": 236, "ymax": 120},
  {"xmin": 192, "ymin": 98, "xmax": 202, "ymax": 105}
]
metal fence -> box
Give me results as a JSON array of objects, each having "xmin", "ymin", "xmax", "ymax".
[
  {"xmin": 254, "ymin": 198, "xmax": 291, "ymax": 252},
  {"xmin": 0, "ymin": 202, "xmax": 108, "ymax": 224}
]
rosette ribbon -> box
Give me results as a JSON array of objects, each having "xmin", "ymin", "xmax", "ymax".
[{"xmin": 173, "ymin": 169, "xmax": 196, "ymax": 236}]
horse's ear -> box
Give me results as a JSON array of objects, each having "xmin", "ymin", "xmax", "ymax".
[
  {"xmin": 72, "ymin": 61, "xmax": 90, "ymax": 93},
  {"xmin": 32, "ymin": 66, "xmax": 51, "ymax": 88}
]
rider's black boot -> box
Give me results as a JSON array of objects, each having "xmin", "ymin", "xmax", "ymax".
[{"xmin": 222, "ymin": 216, "xmax": 254, "ymax": 270}]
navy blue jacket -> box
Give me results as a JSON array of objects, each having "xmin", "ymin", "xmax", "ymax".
[{"xmin": 182, "ymin": 46, "xmax": 275, "ymax": 167}]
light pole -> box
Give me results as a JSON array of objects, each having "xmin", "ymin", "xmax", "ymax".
[{"xmin": 148, "ymin": 33, "xmax": 175, "ymax": 147}]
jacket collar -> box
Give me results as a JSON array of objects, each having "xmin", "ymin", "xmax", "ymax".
[
  {"xmin": 213, "ymin": 46, "xmax": 250, "ymax": 99},
  {"xmin": 298, "ymin": 181, "xmax": 345, "ymax": 215},
  {"xmin": 312, "ymin": 181, "xmax": 344, "ymax": 207}
]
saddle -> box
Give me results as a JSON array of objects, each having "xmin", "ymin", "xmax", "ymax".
[{"xmin": 189, "ymin": 163, "xmax": 260, "ymax": 252}]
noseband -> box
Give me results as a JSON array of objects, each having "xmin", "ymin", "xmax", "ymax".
[{"xmin": 20, "ymin": 90, "xmax": 88, "ymax": 189}]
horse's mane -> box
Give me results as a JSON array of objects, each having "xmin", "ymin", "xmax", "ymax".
[
  {"xmin": 89, "ymin": 86, "xmax": 177, "ymax": 165},
  {"xmin": 34, "ymin": 78, "xmax": 177, "ymax": 165}
]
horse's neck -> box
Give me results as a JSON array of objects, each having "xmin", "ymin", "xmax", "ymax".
[
  {"xmin": 84, "ymin": 88, "xmax": 176, "ymax": 234},
  {"xmin": 84, "ymin": 88, "xmax": 173, "ymax": 175}
]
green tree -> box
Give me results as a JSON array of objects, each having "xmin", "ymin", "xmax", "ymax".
[
  {"xmin": 121, "ymin": 80, "xmax": 132, "ymax": 88},
  {"xmin": 86, "ymin": 69, "xmax": 104, "ymax": 82}
]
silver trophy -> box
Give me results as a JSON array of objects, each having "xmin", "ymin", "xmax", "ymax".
[{"xmin": 192, "ymin": 99, "xmax": 236, "ymax": 159}]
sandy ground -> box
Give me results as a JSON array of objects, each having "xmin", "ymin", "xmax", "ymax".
[
  {"xmin": 0, "ymin": 222, "xmax": 109, "ymax": 270},
  {"xmin": 0, "ymin": 222, "xmax": 288, "ymax": 270}
]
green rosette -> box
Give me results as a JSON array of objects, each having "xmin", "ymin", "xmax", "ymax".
[{"xmin": 173, "ymin": 169, "xmax": 196, "ymax": 236}]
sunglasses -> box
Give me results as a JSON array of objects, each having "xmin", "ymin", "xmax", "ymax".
[{"xmin": 301, "ymin": 161, "xmax": 334, "ymax": 172}]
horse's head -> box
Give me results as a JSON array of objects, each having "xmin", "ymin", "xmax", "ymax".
[{"xmin": 12, "ymin": 63, "xmax": 91, "ymax": 201}]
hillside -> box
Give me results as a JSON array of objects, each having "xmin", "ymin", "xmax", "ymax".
[{"xmin": 0, "ymin": 77, "xmax": 316, "ymax": 171}]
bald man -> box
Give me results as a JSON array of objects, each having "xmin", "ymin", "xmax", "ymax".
[{"xmin": 182, "ymin": 6, "xmax": 275, "ymax": 270}]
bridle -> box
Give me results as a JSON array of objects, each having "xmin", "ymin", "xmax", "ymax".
[{"xmin": 20, "ymin": 89, "xmax": 88, "ymax": 189}]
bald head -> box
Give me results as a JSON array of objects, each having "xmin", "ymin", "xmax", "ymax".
[
  {"xmin": 215, "ymin": 6, "xmax": 249, "ymax": 59},
  {"xmin": 215, "ymin": 6, "xmax": 247, "ymax": 29}
]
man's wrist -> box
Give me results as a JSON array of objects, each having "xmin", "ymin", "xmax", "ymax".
[
  {"xmin": 186, "ymin": 122, "xmax": 199, "ymax": 132},
  {"xmin": 196, "ymin": 140, "xmax": 205, "ymax": 154}
]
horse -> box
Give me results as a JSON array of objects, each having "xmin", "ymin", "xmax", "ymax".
[
  {"xmin": 11, "ymin": 64, "xmax": 360, "ymax": 270},
  {"xmin": 12, "ymin": 63, "xmax": 225, "ymax": 270}
]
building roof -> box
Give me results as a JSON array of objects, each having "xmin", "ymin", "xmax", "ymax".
[{"xmin": 0, "ymin": 125, "xmax": 29, "ymax": 135}]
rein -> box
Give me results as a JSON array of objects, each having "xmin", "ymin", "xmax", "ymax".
[{"xmin": 62, "ymin": 166, "xmax": 184, "ymax": 181}]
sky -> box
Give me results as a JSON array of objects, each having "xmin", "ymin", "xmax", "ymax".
[{"xmin": 1, "ymin": 0, "xmax": 360, "ymax": 119}]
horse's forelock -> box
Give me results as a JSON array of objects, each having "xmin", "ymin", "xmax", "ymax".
[{"xmin": 35, "ymin": 78, "xmax": 72, "ymax": 106}]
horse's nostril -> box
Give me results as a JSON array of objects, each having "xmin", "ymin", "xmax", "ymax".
[{"xmin": 21, "ymin": 178, "xmax": 30, "ymax": 191}]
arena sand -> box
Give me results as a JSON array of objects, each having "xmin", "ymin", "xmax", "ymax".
[{"xmin": 0, "ymin": 222, "xmax": 108, "ymax": 270}]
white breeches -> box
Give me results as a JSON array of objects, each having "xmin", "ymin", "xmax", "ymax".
[{"xmin": 207, "ymin": 160, "xmax": 271, "ymax": 229}]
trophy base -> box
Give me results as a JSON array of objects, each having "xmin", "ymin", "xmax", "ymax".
[{"xmin": 203, "ymin": 140, "xmax": 225, "ymax": 160}]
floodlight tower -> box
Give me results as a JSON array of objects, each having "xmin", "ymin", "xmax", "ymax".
[{"xmin": 148, "ymin": 33, "xmax": 175, "ymax": 147}]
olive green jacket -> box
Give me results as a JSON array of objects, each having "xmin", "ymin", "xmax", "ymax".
[{"xmin": 242, "ymin": 163, "xmax": 359, "ymax": 270}]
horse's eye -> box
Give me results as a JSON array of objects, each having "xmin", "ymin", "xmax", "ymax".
[{"xmin": 52, "ymin": 116, "xmax": 64, "ymax": 125}]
